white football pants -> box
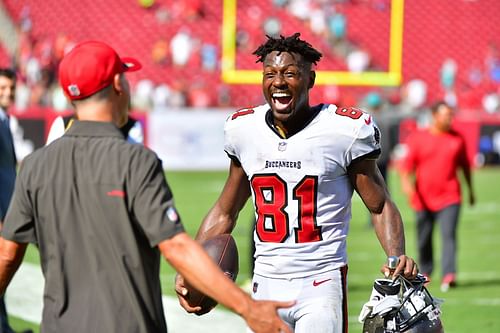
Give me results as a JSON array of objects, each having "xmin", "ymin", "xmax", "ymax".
[{"xmin": 247, "ymin": 266, "xmax": 348, "ymax": 333}]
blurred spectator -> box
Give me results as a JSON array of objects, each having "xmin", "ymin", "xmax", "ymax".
[
  {"xmin": 169, "ymin": 81, "xmax": 187, "ymax": 108},
  {"xmin": 154, "ymin": 5, "xmax": 170, "ymax": 24},
  {"xmin": 466, "ymin": 60, "xmax": 483, "ymax": 89},
  {"xmin": 51, "ymin": 85, "xmax": 69, "ymax": 112},
  {"xmin": 482, "ymin": 92, "xmax": 499, "ymax": 113},
  {"xmin": 133, "ymin": 79, "xmax": 155, "ymax": 111},
  {"xmin": 19, "ymin": 5, "xmax": 32, "ymax": 33},
  {"xmin": 309, "ymin": 5, "xmax": 327, "ymax": 36},
  {"xmin": 217, "ymin": 84, "xmax": 232, "ymax": 107},
  {"xmin": 152, "ymin": 84, "xmax": 171, "ymax": 110},
  {"xmin": 201, "ymin": 43, "xmax": 217, "ymax": 72},
  {"xmin": 328, "ymin": 12, "xmax": 347, "ymax": 42},
  {"xmin": 440, "ymin": 58, "xmax": 457, "ymax": 91},
  {"xmin": 273, "ymin": 0, "xmax": 289, "ymax": 7},
  {"xmin": 263, "ymin": 17, "xmax": 282, "ymax": 37},
  {"xmin": 29, "ymin": 67, "xmax": 54, "ymax": 107},
  {"xmin": 13, "ymin": 81, "xmax": 30, "ymax": 111},
  {"xmin": 440, "ymin": 58, "xmax": 458, "ymax": 107},
  {"xmin": 485, "ymin": 42, "xmax": 500, "ymax": 83},
  {"xmin": 288, "ymin": 0, "xmax": 312, "ymax": 21},
  {"xmin": 346, "ymin": 48, "xmax": 370, "ymax": 73},
  {"xmin": 151, "ymin": 38, "xmax": 169, "ymax": 66},
  {"xmin": 170, "ymin": 28, "xmax": 193, "ymax": 67},
  {"xmin": 236, "ymin": 29, "xmax": 252, "ymax": 53},
  {"xmin": 401, "ymin": 78, "xmax": 428, "ymax": 113}
]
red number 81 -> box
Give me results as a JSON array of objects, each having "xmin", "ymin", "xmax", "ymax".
[{"xmin": 251, "ymin": 174, "xmax": 322, "ymax": 243}]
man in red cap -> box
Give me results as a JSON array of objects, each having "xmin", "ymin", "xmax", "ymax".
[{"xmin": 0, "ymin": 41, "xmax": 293, "ymax": 333}]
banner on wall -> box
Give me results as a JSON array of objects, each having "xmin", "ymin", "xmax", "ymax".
[{"xmin": 148, "ymin": 109, "xmax": 233, "ymax": 170}]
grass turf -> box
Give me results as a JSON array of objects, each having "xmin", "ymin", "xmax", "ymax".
[{"xmin": 11, "ymin": 167, "xmax": 500, "ymax": 332}]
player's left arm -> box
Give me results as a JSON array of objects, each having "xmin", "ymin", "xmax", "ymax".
[
  {"xmin": 0, "ymin": 238, "xmax": 27, "ymax": 295},
  {"xmin": 348, "ymin": 158, "xmax": 418, "ymax": 279}
]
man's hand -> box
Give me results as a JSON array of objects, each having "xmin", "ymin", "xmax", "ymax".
[
  {"xmin": 380, "ymin": 255, "xmax": 418, "ymax": 280},
  {"xmin": 175, "ymin": 273, "xmax": 295, "ymax": 332},
  {"xmin": 175, "ymin": 274, "xmax": 203, "ymax": 314},
  {"xmin": 241, "ymin": 299, "xmax": 295, "ymax": 333}
]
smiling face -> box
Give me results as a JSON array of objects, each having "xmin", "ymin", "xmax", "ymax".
[
  {"xmin": 0, "ymin": 75, "xmax": 15, "ymax": 110},
  {"xmin": 262, "ymin": 51, "xmax": 315, "ymax": 128}
]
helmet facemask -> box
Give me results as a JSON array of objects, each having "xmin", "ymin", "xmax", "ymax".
[{"xmin": 360, "ymin": 274, "xmax": 444, "ymax": 333}]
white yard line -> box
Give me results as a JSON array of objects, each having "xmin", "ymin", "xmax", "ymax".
[{"xmin": 6, "ymin": 262, "xmax": 246, "ymax": 332}]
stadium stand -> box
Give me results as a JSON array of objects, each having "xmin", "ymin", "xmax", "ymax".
[{"xmin": 0, "ymin": 0, "xmax": 498, "ymax": 111}]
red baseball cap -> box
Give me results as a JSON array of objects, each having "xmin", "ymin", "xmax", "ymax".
[{"xmin": 58, "ymin": 40, "xmax": 142, "ymax": 100}]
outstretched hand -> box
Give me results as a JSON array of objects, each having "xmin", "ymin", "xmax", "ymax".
[
  {"xmin": 380, "ymin": 255, "xmax": 418, "ymax": 280},
  {"xmin": 243, "ymin": 299, "xmax": 295, "ymax": 333},
  {"xmin": 175, "ymin": 273, "xmax": 295, "ymax": 332}
]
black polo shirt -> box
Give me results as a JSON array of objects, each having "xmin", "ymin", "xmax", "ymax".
[{"xmin": 3, "ymin": 120, "xmax": 184, "ymax": 332}]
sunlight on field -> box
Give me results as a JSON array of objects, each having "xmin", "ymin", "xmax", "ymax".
[{"xmin": 8, "ymin": 168, "xmax": 500, "ymax": 332}]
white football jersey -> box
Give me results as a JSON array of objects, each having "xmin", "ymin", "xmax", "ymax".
[{"xmin": 224, "ymin": 104, "xmax": 381, "ymax": 279}]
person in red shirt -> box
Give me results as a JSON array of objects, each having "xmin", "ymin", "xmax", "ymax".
[{"xmin": 400, "ymin": 101, "xmax": 475, "ymax": 292}]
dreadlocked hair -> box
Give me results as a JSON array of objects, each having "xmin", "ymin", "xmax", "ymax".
[{"xmin": 253, "ymin": 33, "xmax": 322, "ymax": 65}]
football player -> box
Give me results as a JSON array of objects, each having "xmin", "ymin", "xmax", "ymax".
[{"xmin": 176, "ymin": 33, "xmax": 418, "ymax": 333}]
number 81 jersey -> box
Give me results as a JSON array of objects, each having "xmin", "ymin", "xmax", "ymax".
[{"xmin": 224, "ymin": 104, "xmax": 381, "ymax": 279}]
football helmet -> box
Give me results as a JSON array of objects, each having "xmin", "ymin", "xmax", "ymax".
[{"xmin": 359, "ymin": 274, "xmax": 444, "ymax": 333}]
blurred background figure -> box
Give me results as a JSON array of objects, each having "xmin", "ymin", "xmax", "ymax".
[
  {"xmin": 399, "ymin": 101, "xmax": 475, "ymax": 292},
  {"xmin": 0, "ymin": 67, "xmax": 33, "ymax": 333}
]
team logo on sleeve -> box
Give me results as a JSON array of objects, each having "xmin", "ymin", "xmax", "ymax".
[{"xmin": 166, "ymin": 206, "xmax": 180, "ymax": 223}]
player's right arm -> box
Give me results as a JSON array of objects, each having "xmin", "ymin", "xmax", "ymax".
[
  {"xmin": 196, "ymin": 159, "xmax": 251, "ymax": 241},
  {"xmin": 175, "ymin": 159, "xmax": 251, "ymax": 309},
  {"xmin": 162, "ymin": 233, "xmax": 293, "ymax": 333}
]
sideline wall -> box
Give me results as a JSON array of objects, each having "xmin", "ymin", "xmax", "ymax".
[{"xmin": 10, "ymin": 107, "xmax": 500, "ymax": 169}]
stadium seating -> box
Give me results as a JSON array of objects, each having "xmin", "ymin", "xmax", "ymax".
[{"xmin": 1, "ymin": 0, "xmax": 499, "ymax": 109}]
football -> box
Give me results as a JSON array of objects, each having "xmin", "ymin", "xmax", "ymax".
[{"xmin": 185, "ymin": 233, "xmax": 239, "ymax": 315}]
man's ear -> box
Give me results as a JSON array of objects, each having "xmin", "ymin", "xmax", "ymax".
[
  {"xmin": 112, "ymin": 73, "xmax": 123, "ymax": 94},
  {"xmin": 308, "ymin": 71, "xmax": 316, "ymax": 89}
]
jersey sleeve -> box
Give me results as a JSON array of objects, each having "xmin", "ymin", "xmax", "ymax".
[
  {"xmin": 347, "ymin": 112, "xmax": 382, "ymax": 164},
  {"xmin": 2, "ymin": 161, "xmax": 36, "ymax": 243},
  {"xmin": 223, "ymin": 112, "xmax": 241, "ymax": 162},
  {"xmin": 129, "ymin": 149, "xmax": 184, "ymax": 247}
]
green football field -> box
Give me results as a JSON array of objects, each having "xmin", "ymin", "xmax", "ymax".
[{"xmin": 9, "ymin": 167, "xmax": 500, "ymax": 332}]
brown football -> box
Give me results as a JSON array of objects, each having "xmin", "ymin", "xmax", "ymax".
[{"xmin": 185, "ymin": 234, "xmax": 239, "ymax": 315}]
